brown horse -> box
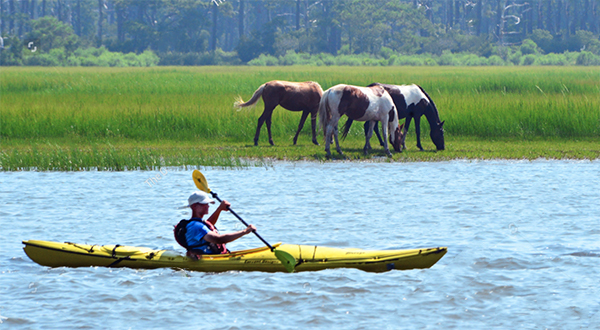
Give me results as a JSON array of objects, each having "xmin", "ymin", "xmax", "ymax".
[{"xmin": 234, "ymin": 81, "xmax": 323, "ymax": 146}]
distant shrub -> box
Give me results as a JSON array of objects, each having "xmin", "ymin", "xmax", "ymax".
[
  {"xmin": 17, "ymin": 46, "xmax": 159, "ymax": 67},
  {"xmin": 576, "ymin": 51, "xmax": 600, "ymax": 65},
  {"xmin": 379, "ymin": 46, "xmax": 394, "ymax": 59},
  {"xmin": 279, "ymin": 51, "xmax": 314, "ymax": 65},
  {"xmin": 335, "ymin": 55, "xmax": 363, "ymax": 66},
  {"xmin": 488, "ymin": 55, "xmax": 506, "ymax": 65},
  {"xmin": 424, "ymin": 57, "xmax": 438, "ymax": 66},
  {"xmin": 158, "ymin": 49, "xmax": 239, "ymax": 66},
  {"xmin": 508, "ymin": 50, "xmax": 523, "ymax": 65},
  {"xmin": 461, "ymin": 53, "xmax": 489, "ymax": 66},
  {"xmin": 536, "ymin": 53, "xmax": 572, "ymax": 65},
  {"xmin": 317, "ymin": 53, "xmax": 336, "ymax": 66},
  {"xmin": 520, "ymin": 39, "xmax": 541, "ymax": 55},
  {"xmin": 390, "ymin": 55, "xmax": 426, "ymax": 66},
  {"xmin": 247, "ymin": 54, "xmax": 279, "ymax": 66},
  {"xmin": 363, "ymin": 57, "xmax": 386, "ymax": 66},
  {"xmin": 437, "ymin": 51, "xmax": 459, "ymax": 65},
  {"xmin": 23, "ymin": 49, "xmax": 63, "ymax": 66},
  {"xmin": 522, "ymin": 54, "xmax": 536, "ymax": 65}
]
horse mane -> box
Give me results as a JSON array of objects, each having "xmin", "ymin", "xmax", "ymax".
[
  {"xmin": 307, "ymin": 81, "xmax": 322, "ymax": 88},
  {"xmin": 416, "ymin": 85, "xmax": 441, "ymax": 123}
]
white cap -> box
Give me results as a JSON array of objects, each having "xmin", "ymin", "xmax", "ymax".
[{"xmin": 185, "ymin": 191, "xmax": 215, "ymax": 208}]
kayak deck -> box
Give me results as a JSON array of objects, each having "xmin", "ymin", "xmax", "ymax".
[{"xmin": 22, "ymin": 240, "xmax": 447, "ymax": 273}]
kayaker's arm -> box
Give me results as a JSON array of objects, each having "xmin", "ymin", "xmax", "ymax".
[
  {"xmin": 204, "ymin": 225, "xmax": 256, "ymax": 244},
  {"xmin": 205, "ymin": 200, "xmax": 231, "ymax": 226}
]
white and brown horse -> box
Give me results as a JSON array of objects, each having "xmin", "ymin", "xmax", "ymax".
[
  {"xmin": 344, "ymin": 83, "xmax": 445, "ymax": 151},
  {"xmin": 234, "ymin": 80, "xmax": 323, "ymax": 146},
  {"xmin": 318, "ymin": 84, "xmax": 403, "ymax": 158}
]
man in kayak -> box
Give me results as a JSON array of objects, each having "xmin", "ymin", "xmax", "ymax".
[{"xmin": 175, "ymin": 191, "xmax": 256, "ymax": 258}]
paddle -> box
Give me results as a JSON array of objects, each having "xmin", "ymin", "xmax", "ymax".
[{"xmin": 192, "ymin": 170, "xmax": 296, "ymax": 273}]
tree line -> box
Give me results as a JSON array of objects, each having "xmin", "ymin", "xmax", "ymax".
[{"xmin": 1, "ymin": 0, "xmax": 599, "ymax": 66}]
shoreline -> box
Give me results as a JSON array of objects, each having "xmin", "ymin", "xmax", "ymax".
[{"xmin": 2, "ymin": 137, "xmax": 599, "ymax": 171}]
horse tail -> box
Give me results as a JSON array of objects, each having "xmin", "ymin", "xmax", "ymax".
[
  {"xmin": 234, "ymin": 83, "xmax": 266, "ymax": 109},
  {"xmin": 340, "ymin": 118, "xmax": 353, "ymax": 141},
  {"xmin": 318, "ymin": 89, "xmax": 331, "ymax": 136}
]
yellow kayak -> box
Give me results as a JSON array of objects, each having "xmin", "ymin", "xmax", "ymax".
[{"xmin": 22, "ymin": 239, "xmax": 447, "ymax": 273}]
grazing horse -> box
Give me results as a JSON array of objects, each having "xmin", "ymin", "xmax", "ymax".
[
  {"xmin": 343, "ymin": 83, "xmax": 445, "ymax": 151},
  {"xmin": 318, "ymin": 84, "xmax": 403, "ymax": 158},
  {"xmin": 234, "ymin": 80, "xmax": 323, "ymax": 146}
]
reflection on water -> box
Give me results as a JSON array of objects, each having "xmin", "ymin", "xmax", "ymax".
[{"xmin": 1, "ymin": 160, "xmax": 599, "ymax": 329}]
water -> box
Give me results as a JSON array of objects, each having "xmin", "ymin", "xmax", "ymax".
[{"xmin": 1, "ymin": 160, "xmax": 599, "ymax": 329}]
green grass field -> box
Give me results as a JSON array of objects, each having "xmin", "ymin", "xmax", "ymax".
[{"xmin": 1, "ymin": 66, "xmax": 599, "ymax": 170}]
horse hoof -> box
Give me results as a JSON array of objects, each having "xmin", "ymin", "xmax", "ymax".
[
  {"xmin": 269, "ymin": 141, "xmax": 275, "ymax": 146},
  {"xmin": 312, "ymin": 141, "xmax": 320, "ymax": 146}
]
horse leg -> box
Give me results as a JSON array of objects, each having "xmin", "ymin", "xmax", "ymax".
[
  {"xmin": 363, "ymin": 121, "xmax": 375, "ymax": 155},
  {"xmin": 364, "ymin": 121, "xmax": 384, "ymax": 146},
  {"xmin": 324, "ymin": 124, "xmax": 333, "ymax": 158},
  {"xmin": 414, "ymin": 116, "xmax": 424, "ymax": 151},
  {"xmin": 380, "ymin": 120, "xmax": 392, "ymax": 157},
  {"xmin": 254, "ymin": 113, "xmax": 266, "ymax": 146},
  {"xmin": 402, "ymin": 116, "xmax": 413, "ymax": 150},
  {"xmin": 362, "ymin": 121, "xmax": 382, "ymax": 146},
  {"xmin": 310, "ymin": 111, "xmax": 319, "ymax": 146},
  {"xmin": 333, "ymin": 125, "xmax": 343, "ymax": 156},
  {"xmin": 254, "ymin": 105, "xmax": 275, "ymax": 146},
  {"xmin": 293, "ymin": 110, "xmax": 310, "ymax": 145},
  {"xmin": 265, "ymin": 104, "xmax": 277, "ymax": 146}
]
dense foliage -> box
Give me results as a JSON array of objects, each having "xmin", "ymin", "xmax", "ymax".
[{"xmin": 1, "ymin": 0, "xmax": 599, "ymax": 66}]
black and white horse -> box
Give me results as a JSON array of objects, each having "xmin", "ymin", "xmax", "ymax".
[
  {"xmin": 319, "ymin": 84, "xmax": 403, "ymax": 158},
  {"xmin": 343, "ymin": 83, "xmax": 445, "ymax": 151}
]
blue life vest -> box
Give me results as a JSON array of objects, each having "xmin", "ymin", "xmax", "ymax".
[{"xmin": 174, "ymin": 219, "xmax": 227, "ymax": 254}]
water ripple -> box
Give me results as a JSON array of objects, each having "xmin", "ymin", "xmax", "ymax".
[{"xmin": 1, "ymin": 160, "xmax": 599, "ymax": 329}]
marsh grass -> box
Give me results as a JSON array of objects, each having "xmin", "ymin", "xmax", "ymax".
[
  {"xmin": 0, "ymin": 141, "xmax": 274, "ymax": 171},
  {"xmin": 2, "ymin": 137, "xmax": 598, "ymax": 171},
  {"xmin": 1, "ymin": 66, "xmax": 599, "ymax": 170}
]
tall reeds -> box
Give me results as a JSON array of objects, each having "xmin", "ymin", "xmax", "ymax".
[
  {"xmin": 2, "ymin": 66, "xmax": 598, "ymax": 141},
  {"xmin": 1, "ymin": 66, "xmax": 598, "ymax": 169}
]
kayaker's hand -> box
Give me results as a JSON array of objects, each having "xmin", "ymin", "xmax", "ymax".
[
  {"xmin": 244, "ymin": 224, "xmax": 256, "ymax": 234},
  {"xmin": 219, "ymin": 200, "xmax": 231, "ymax": 211}
]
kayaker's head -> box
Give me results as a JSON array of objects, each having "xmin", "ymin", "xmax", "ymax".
[{"xmin": 187, "ymin": 191, "xmax": 215, "ymax": 218}]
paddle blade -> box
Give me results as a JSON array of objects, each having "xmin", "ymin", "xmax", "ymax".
[
  {"xmin": 192, "ymin": 170, "xmax": 211, "ymax": 193},
  {"xmin": 274, "ymin": 249, "xmax": 296, "ymax": 273}
]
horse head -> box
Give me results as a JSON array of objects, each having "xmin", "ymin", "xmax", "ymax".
[
  {"xmin": 430, "ymin": 120, "xmax": 445, "ymax": 150},
  {"xmin": 390, "ymin": 123, "xmax": 405, "ymax": 152}
]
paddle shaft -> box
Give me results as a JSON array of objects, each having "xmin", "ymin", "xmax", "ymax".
[{"xmin": 209, "ymin": 192, "xmax": 275, "ymax": 251}]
